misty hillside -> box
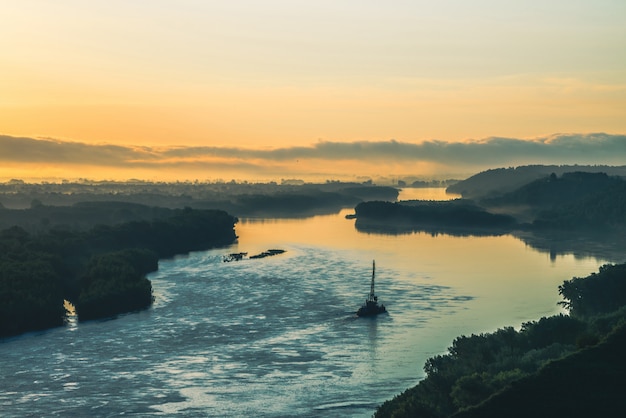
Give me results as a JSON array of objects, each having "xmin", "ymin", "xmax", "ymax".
[
  {"xmin": 482, "ymin": 172, "xmax": 626, "ymax": 229},
  {"xmin": 483, "ymin": 172, "xmax": 622, "ymax": 208},
  {"xmin": 353, "ymin": 171, "xmax": 626, "ymax": 232},
  {"xmin": 0, "ymin": 181, "xmax": 398, "ymax": 221},
  {"xmin": 534, "ymin": 180, "xmax": 626, "ymax": 229},
  {"xmin": 447, "ymin": 165, "xmax": 626, "ymax": 199}
]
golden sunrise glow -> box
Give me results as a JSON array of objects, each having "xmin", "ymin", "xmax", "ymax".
[{"xmin": 1, "ymin": 1, "xmax": 625, "ymax": 181}]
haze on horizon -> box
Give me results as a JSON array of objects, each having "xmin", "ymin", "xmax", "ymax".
[{"xmin": 1, "ymin": 1, "xmax": 625, "ymax": 182}]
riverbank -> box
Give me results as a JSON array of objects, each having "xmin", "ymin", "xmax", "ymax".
[
  {"xmin": 0, "ymin": 207, "xmax": 237, "ymax": 337},
  {"xmin": 375, "ymin": 263, "xmax": 626, "ymax": 417}
]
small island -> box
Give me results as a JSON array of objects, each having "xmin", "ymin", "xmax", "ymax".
[
  {"xmin": 353, "ymin": 199, "xmax": 516, "ymax": 235},
  {"xmin": 223, "ymin": 249, "xmax": 286, "ymax": 262},
  {"xmin": 351, "ymin": 168, "xmax": 626, "ymax": 239}
]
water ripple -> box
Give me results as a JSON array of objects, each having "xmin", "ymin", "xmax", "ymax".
[{"xmin": 1, "ymin": 244, "xmax": 471, "ymax": 417}]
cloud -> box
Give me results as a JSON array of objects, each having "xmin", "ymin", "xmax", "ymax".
[
  {"xmin": 1, "ymin": 133, "xmax": 625, "ymax": 177},
  {"xmin": 0, "ymin": 135, "xmax": 157, "ymax": 165},
  {"xmin": 148, "ymin": 133, "xmax": 626, "ymax": 166}
]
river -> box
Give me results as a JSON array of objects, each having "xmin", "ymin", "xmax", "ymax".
[{"xmin": 0, "ymin": 189, "xmax": 613, "ymax": 417}]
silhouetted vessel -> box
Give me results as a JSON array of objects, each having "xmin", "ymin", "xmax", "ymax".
[{"xmin": 356, "ymin": 260, "xmax": 387, "ymax": 317}]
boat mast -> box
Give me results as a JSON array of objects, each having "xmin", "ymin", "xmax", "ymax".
[{"xmin": 369, "ymin": 260, "xmax": 376, "ymax": 301}]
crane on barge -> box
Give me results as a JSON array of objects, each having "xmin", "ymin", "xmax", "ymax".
[{"xmin": 356, "ymin": 260, "xmax": 387, "ymax": 317}]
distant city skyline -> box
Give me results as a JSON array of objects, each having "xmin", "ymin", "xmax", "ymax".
[{"xmin": 1, "ymin": 1, "xmax": 625, "ymax": 181}]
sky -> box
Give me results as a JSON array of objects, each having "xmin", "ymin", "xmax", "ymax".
[{"xmin": 1, "ymin": 0, "xmax": 625, "ymax": 182}]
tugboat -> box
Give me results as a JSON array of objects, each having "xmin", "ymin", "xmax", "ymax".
[{"xmin": 356, "ymin": 260, "xmax": 387, "ymax": 317}]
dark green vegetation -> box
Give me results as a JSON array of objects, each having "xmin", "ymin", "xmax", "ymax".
[
  {"xmin": 0, "ymin": 207, "xmax": 237, "ymax": 337},
  {"xmin": 481, "ymin": 171, "xmax": 626, "ymax": 229},
  {"xmin": 354, "ymin": 200, "xmax": 516, "ymax": 234},
  {"xmin": 446, "ymin": 165, "xmax": 626, "ymax": 200},
  {"xmin": 0, "ymin": 179, "xmax": 393, "ymax": 338},
  {"xmin": 0, "ymin": 180, "xmax": 398, "ymax": 221},
  {"xmin": 356, "ymin": 167, "xmax": 626, "ymax": 415},
  {"xmin": 354, "ymin": 167, "xmax": 626, "ymax": 237},
  {"xmin": 0, "ymin": 201, "xmax": 177, "ymax": 233},
  {"xmin": 375, "ymin": 263, "xmax": 626, "ymax": 417}
]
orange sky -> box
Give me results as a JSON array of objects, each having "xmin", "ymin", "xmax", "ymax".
[{"xmin": 1, "ymin": 1, "xmax": 625, "ymax": 181}]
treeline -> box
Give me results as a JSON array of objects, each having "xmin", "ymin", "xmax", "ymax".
[
  {"xmin": 0, "ymin": 180, "xmax": 399, "ymax": 219},
  {"xmin": 446, "ymin": 165, "xmax": 626, "ymax": 200},
  {"xmin": 199, "ymin": 189, "xmax": 365, "ymax": 218},
  {"xmin": 481, "ymin": 172, "xmax": 626, "ymax": 229},
  {"xmin": 484, "ymin": 172, "xmax": 620, "ymax": 208},
  {"xmin": 0, "ymin": 208, "xmax": 237, "ymax": 337},
  {"xmin": 375, "ymin": 263, "xmax": 626, "ymax": 417},
  {"xmin": 0, "ymin": 201, "xmax": 176, "ymax": 233},
  {"xmin": 354, "ymin": 200, "xmax": 516, "ymax": 233},
  {"xmin": 355, "ymin": 170, "xmax": 626, "ymax": 234},
  {"xmin": 533, "ymin": 175, "xmax": 626, "ymax": 229}
]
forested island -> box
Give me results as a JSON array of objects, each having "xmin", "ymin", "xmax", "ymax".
[
  {"xmin": 375, "ymin": 263, "xmax": 626, "ymax": 417},
  {"xmin": 0, "ymin": 207, "xmax": 237, "ymax": 337},
  {"xmin": 354, "ymin": 200, "xmax": 517, "ymax": 235},
  {"xmin": 353, "ymin": 168, "xmax": 626, "ymax": 236},
  {"xmin": 350, "ymin": 166, "xmax": 626, "ymax": 416}
]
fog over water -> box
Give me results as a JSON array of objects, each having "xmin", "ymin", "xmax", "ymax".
[{"xmin": 0, "ymin": 189, "xmax": 610, "ymax": 417}]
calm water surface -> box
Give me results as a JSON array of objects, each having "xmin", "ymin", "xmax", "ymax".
[{"xmin": 0, "ymin": 189, "xmax": 613, "ymax": 417}]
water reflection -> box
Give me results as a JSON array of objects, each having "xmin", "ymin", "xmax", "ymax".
[
  {"xmin": 63, "ymin": 299, "xmax": 78, "ymax": 331},
  {"xmin": 356, "ymin": 188, "xmax": 626, "ymax": 263},
  {"xmin": 514, "ymin": 229, "xmax": 626, "ymax": 263},
  {"xmin": 1, "ymin": 194, "xmax": 614, "ymax": 417},
  {"xmin": 353, "ymin": 219, "xmax": 625, "ymax": 263},
  {"xmin": 354, "ymin": 219, "xmax": 510, "ymax": 238},
  {"xmin": 364, "ymin": 317, "xmax": 379, "ymax": 373},
  {"xmin": 397, "ymin": 188, "xmax": 460, "ymax": 201}
]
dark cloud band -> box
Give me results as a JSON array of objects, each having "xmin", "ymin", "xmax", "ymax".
[{"xmin": 1, "ymin": 133, "xmax": 624, "ymax": 170}]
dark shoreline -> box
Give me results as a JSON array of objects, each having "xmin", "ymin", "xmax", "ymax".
[{"xmin": 0, "ymin": 207, "xmax": 238, "ymax": 338}]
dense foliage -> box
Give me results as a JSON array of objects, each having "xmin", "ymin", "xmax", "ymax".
[
  {"xmin": 0, "ymin": 227, "xmax": 66, "ymax": 336},
  {"xmin": 223, "ymin": 191, "xmax": 362, "ymax": 217},
  {"xmin": 0, "ymin": 180, "xmax": 399, "ymax": 222},
  {"xmin": 0, "ymin": 201, "xmax": 176, "ymax": 233},
  {"xmin": 76, "ymin": 249, "xmax": 157, "ymax": 320},
  {"xmin": 533, "ymin": 176, "xmax": 626, "ymax": 228},
  {"xmin": 375, "ymin": 262, "xmax": 626, "ymax": 417},
  {"xmin": 481, "ymin": 172, "xmax": 626, "ymax": 229},
  {"xmin": 446, "ymin": 165, "xmax": 626, "ymax": 199},
  {"xmin": 0, "ymin": 208, "xmax": 237, "ymax": 337},
  {"xmin": 559, "ymin": 263, "xmax": 626, "ymax": 317},
  {"xmin": 354, "ymin": 200, "xmax": 516, "ymax": 232},
  {"xmin": 491, "ymin": 172, "xmax": 619, "ymax": 206},
  {"xmin": 452, "ymin": 323, "xmax": 626, "ymax": 418}
]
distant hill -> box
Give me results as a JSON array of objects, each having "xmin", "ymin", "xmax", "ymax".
[
  {"xmin": 534, "ymin": 180, "xmax": 626, "ymax": 229},
  {"xmin": 375, "ymin": 263, "xmax": 626, "ymax": 418},
  {"xmin": 484, "ymin": 172, "xmax": 620, "ymax": 208},
  {"xmin": 447, "ymin": 165, "xmax": 626, "ymax": 199},
  {"xmin": 349, "ymin": 169, "xmax": 626, "ymax": 234},
  {"xmin": 483, "ymin": 172, "xmax": 626, "ymax": 229}
]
